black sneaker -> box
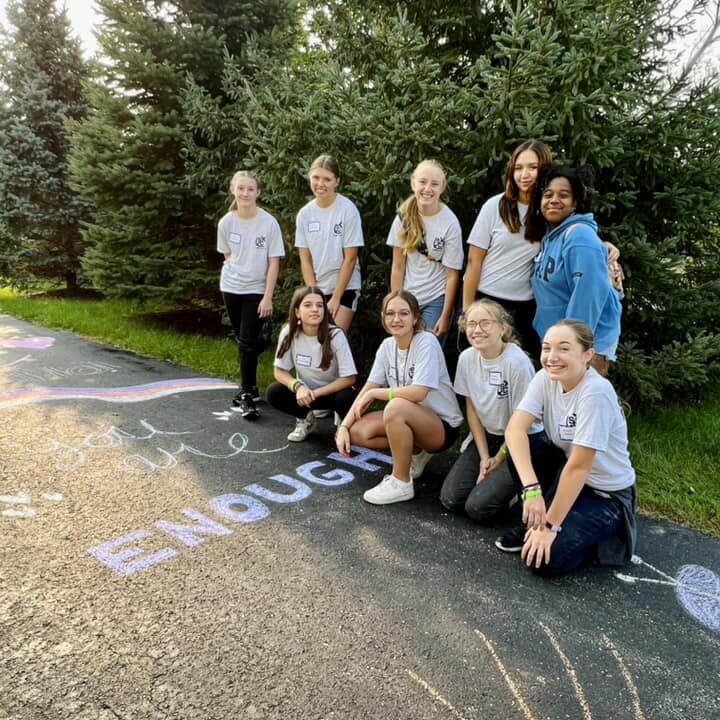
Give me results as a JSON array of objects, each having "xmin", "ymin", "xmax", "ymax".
[
  {"xmin": 495, "ymin": 526, "xmax": 526, "ymax": 553},
  {"xmin": 233, "ymin": 392, "xmax": 259, "ymax": 420},
  {"xmin": 250, "ymin": 386, "xmax": 262, "ymax": 403}
]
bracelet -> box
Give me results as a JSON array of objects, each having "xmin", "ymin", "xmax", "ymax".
[
  {"xmin": 290, "ymin": 379, "xmax": 303, "ymax": 393},
  {"xmin": 545, "ymin": 521, "xmax": 562, "ymax": 533},
  {"xmin": 499, "ymin": 445, "xmax": 507, "ymax": 458},
  {"xmin": 337, "ymin": 424, "xmax": 349, "ymax": 432},
  {"xmin": 521, "ymin": 487, "xmax": 543, "ymax": 501},
  {"xmin": 387, "ymin": 387, "xmax": 394, "ymax": 401}
]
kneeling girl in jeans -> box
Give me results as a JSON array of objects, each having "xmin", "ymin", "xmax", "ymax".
[
  {"xmin": 505, "ymin": 319, "xmax": 637, "ymax": 574},
  {"xmin": 266, "ymin": 287, "xmax": 357, "ymax": 442},
  {"xmin": 440, "ymin": 299, "xmax": 550, "ymax": 528}
]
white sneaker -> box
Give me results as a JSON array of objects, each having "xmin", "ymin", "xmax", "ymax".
[
  {"xmin": 410, "ymin": 450, "xmax": 433, "ymax": 480},
  {"xmin": 287, "ymin": 414, "xmax": 317, "ymax": 442},
  {"xmin": 312, "ymin": 409, "xmax": 332, "ymax": 418},
  {"xmin": 363, "ymin": 474, "xmax": 414, "ymax": 505}
]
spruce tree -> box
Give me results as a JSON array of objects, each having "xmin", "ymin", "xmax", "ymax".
[
  {"xmin": 0, "ymin": 0, "xmax": 89, "ymax": 290},
  {"xmin": 68, "ymin": 0, "xmax": 299, "ymax": 302}
]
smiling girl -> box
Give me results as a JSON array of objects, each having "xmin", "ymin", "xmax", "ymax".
[
  {"xmin": 388, "ymin": 160, "xmax": 463, "ymax": 345},
  {"xmin": 439, "ymin": 299, "xmax": 553, "ymax": 528},
  {"xmin": 462, "ymin": 140, "xmax": 553, "ymax": 359},
  {"xmin": 217, "ymin": 170, "xmax": 285, "ymax": 420},
  {"xmin": 266, "ymin": 287, "xmax": 357, "ymax": 442},
  {"xmin": 532, "ymin": 165, "xmax": 622, "ymax": 375},
  {"xmin": 504, "ymin": 320, "xmax": 637, "ymax": 574},
  {"xmin": 335, "ymin": 290, "xmax": 463, "ymax": 505},
  {"xmin": 295, "ymin": 155, "xmax": 364, "ymax": 332}
]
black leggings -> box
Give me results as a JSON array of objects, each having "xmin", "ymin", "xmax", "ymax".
[
  {"xmin": 266, "ymin": 382, "xmax": 357, "ymax": 419},
  {"xmin": 223, "ymin": 292, "xmax": 263, "ymax": 392}
]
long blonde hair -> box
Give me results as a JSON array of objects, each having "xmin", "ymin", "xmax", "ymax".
[
  {"xmin": 227, "ymin": 170, "xmax": 260, "ymax": 212},
  {"xmin": 397, "ymin": 159, "xmax": 447, "ymax": 254}
]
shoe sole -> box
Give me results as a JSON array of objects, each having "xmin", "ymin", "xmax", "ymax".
[
  {"xmin": 362, "ymin": 492, "xmax": 414, "ymax": 505},
  {"xmin": 494, "ymin": 539, "xmax": 523, "ymax": 553}
]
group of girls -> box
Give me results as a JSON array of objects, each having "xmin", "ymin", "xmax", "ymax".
[{"xmin": 216, "ymin": 142, "xmax": 636, "ymax": 575}]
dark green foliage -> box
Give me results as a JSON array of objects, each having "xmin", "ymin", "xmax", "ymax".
[
  {"xmin": 184, "ymin": 0, "xmax": 720, "ymax": 406},
  {"xmin": 68, "ymin": 0, "xmax": 299, "ymax": 301},
  {"xmin": 0, "ymin": 0, "xmax": 90, "ymax": 289}
]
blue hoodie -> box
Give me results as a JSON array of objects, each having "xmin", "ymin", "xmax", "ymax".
[{"xmin": 531, "ymin": 213, "xmax": 621, "ymax": 358}]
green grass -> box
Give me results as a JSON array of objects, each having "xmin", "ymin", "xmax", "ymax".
[
  {"xmin": 1, "ymin": 287, "xmax": 718, "ymax": 538},
  {"xmin": 0, "ymin": 288, "xmax": 275, "ymax": 389}
]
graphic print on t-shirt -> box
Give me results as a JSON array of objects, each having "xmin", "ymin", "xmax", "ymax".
[{"xmin": 558, "ymin": 412, "xmax": 577, "ymax": 441}]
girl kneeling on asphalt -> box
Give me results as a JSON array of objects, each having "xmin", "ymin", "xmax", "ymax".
[
  {"xmin": 504, "ymin": 319, "xmax": 637, "ymax": 574},
  {"xmin": 266, "ymin": 286, "xmax": 357, "ymax": 442},
  {"xmin": 439, "ymin": 299, "xmax": 553, "ymax": 529},
  {"xmin": 335, "ymin": 289, "xmax": 463, "ymax": 505}
]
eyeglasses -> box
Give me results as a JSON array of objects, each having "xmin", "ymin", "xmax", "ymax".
[
  {"xmin": 384, "ymin": 310, "xmax": 412, "ymax": 319},
  {"xmin": 466, "ymin": 319, "xmax": 496, "ymax": 331}
]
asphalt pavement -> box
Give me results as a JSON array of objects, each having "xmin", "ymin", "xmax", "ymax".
[{"xmin": 0, "ymin": 313, "xmax": 718, "ymax": 720}]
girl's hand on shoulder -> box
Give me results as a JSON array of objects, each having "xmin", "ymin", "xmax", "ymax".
[
  {"xmin": 258, "ymin": 298, "xmax": 273, "ymax": 318},
  {"xmin": 335, "ymin": 425, "xmax": 351, "ymax": 456},
  {"xmin": 522, "ymin": 495, "xmax": 547, "ymax": 530},
  {"xmin": 521, "ymin": 527, "xmax": 556, "ymax": 569}
]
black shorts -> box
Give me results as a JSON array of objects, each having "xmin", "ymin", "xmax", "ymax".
[
  {"xmin": 323, "ymin": 289, "xmax": 360, "ymax": 312},
  {"xmin": 438, "ymin": 421, "xmax": 461, "ymax": 452}
]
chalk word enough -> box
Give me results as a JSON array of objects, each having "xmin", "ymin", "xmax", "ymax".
[{"xmin": 88, "ymin": 446, "xmax": 392, "ymax": 577}]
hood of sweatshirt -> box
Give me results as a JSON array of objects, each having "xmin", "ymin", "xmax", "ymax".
[{"xmin": 546, "ymin": 212, "xmax": 598, "ymax": 242}]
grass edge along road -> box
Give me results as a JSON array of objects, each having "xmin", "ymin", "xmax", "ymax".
[{"xmin": 0, "ymin": 288, "xmax": 717, "ymax": 540}]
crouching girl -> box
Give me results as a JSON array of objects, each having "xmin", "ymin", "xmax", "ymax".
[
  {"xmin": 266, "ymin": 287, "xmax": 357, "ymax": 442},
  {"xmin": 505, "ymin": 320, "xmax": 637, "ymax": 574},
  {"xmin": 335, "ymin": 290, "xmax": 463, "ymax": 505}
]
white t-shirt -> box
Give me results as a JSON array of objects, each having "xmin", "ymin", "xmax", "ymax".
[
  {"xmin": 454, "ymin": 342, "xmax": 543, "ymax": 436},
  {"xmin": 368, "ymin": 331, "xmax": 463, "ymax": 427},
  {"xmin": 294, "ymin": 194, "xmax": 364, "ymax": 294},
  {"xmin": 467, "ymin": 193, "xmax": 538, "ymax": 301},
  {"xmin": 274, "ymin": 325, "xmax": 357, "ymax": 390},
  {"xmin": 386, "ymin": 205, "xmax": 464, "ymax": 306},
  {"xmin": 517, "ymin": 367, "xmax": 635, "ymax": 491},
  {"xmin": 217, "ymin": 208, "xmax": 285, "ymax": 295}
]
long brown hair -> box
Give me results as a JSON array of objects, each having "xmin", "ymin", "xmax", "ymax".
[
  {"xmin": 276, "ymin": 286, "xmax": 340, "ymax": 371},
  {"xmin": 498, "ymin": 140, "xmax": 552, "ymax": 242},
  {"xmin": 380, "ymin": 289, "xmax": 426, "ymax": 334},
  {"xmin": 397, "ymin": 160, "xmax": 446, "ymax": 254}
]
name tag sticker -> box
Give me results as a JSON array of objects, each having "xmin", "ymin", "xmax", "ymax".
[
  {"xmin": 296, "ymin": 354, "xmax": 312, "ymax": 368},
  {"xmin": 229, "ymin": 232, "xmax": 242, "ymax": 244},
  {"xmin": 558, "ymin": 424, "xmax": 575, "ymax": 441},
  {"xmin": 308, "ymin": 221, "xmax": 321, "ymax": 233},
  {"xmin": 488, "ymin": 370, "xmax": 503, "ymax": 386}
]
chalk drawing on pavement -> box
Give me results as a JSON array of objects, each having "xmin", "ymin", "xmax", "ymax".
[
  {"xmin": 0, "ymin": 336, "xmax": 55, "ymax": 350},
  {"xmin": 12, "ymin": 360, "xmax": 119, "ymax": 384},
  {"xmin": 213, "ymin": 411, "xmax": 232, "ymax": 422},
  {"xmin": 616, "ymin": 556, "xmax": 720, "ymax": 633},
  {"xmin": 0, "ymin": 377, "xmax": 235, "ymax": 410},
  {"xmin": 0, "ymin": 354, "xmax": 34, "ymax": 369},
  {"xmin": 39, "ymin": 418, "xmax": 288, "ymax": 475},
  {"xmin": 1, "ymin": 491, "xmax": 64, "ymax": 519}
]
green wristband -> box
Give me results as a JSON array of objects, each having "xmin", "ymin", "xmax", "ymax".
[
  {"xmin": 387, "ymin": 387, "xmax": 394, "ymax": 401},
  {"xmin": 521, "ymin": 488, "xmax": 543, "ymax": 501}
]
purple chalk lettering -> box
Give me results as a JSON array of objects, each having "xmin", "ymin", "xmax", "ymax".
[
  {"xmin": 87, "ymin": 530, "xmax": 177, "ymax": 577},
  {"xmin": 296, "ymin": 461, "xmax": 354, "ymax": 487},
  {"xmin": 155, "ymin": 510, "xmax": 233, "ymax": 547},
  {"xmin": 208, "ymin": 493, "xmax": 270, "ymax": 523},
  {"xmin": 327, "ymin": 445, "xmax": 393, "ymax": 471},
  {"xmin": 245, "ymin": 474, "xmax": 312, "ymax": 504}
]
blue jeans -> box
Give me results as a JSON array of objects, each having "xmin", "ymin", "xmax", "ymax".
[
  {"xmin": 538, "ymin": 486, "xmax": 624, "ymax": 575},
  {"xmin": 421, "ymin": 294, "xmax": 450, "ymax": 348}
]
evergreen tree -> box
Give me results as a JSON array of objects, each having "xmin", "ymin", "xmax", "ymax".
[
  {"xmin": 184, "ymin": 0, "xmax": 720, "ymax": 406},
  {"xmin": 0, "ymin": 0, "xmax": 90, "ymax": 290},
  {"xmin": 68, "ymin": 0, "xmax": 299, "ymax": 301}
]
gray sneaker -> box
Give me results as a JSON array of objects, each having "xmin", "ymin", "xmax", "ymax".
[{"xmin": 287, "ymin": 414, "xmax": 317, "ymax": 442}]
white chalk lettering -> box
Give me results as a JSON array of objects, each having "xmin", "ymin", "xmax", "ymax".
[
  {"xmin": 208, "ymin": 493, "xmax": 270, "ymax": 523},
  {"xmin": 296, "ymin": 461, "xmax": 354, "ymax": 487},
  {"xmin": 87, "ymin": 530, "xmax": 178, "ymax": 577},
  {"xmin": 245, "ymin": 474, "xmax": 312, "ymax": 504},
  {"xmin": 327, "ymin": 445, "xmax": 393, "ymax": 471},
  {"xmin": 155, "ymin": 510, "xmax": 233, "ymax": 547}
]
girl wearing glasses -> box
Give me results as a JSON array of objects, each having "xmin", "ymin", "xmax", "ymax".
[
  {"xmin": 335, "ymin": 290, "xmax": 463, "ymax": 505},
  {"xmin": 440, "ymin": 299, "xmax": 554, "ymax": 538},
  {"xmin": 387, "ymin": 160, "xmax": 463, "ymax": 345}
]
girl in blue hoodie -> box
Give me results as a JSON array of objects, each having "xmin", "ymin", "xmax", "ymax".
[{"xmin": 531, "ymin": 165, "xmax": 621, "ymax": 374}]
